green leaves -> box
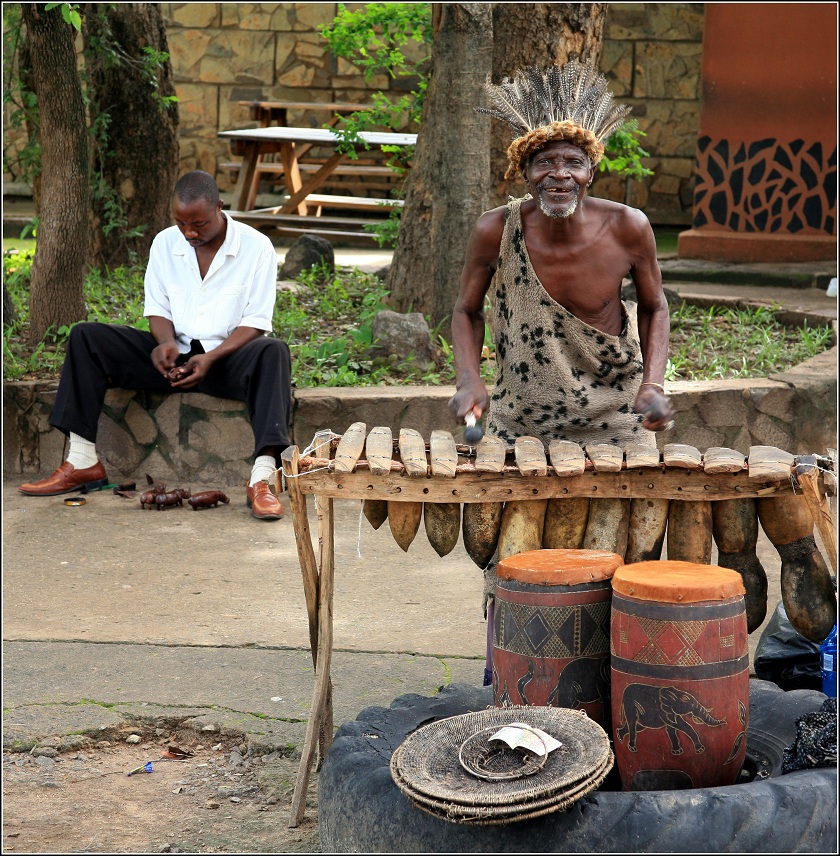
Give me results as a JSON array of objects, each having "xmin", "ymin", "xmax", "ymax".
[
  {"xmin": 274, "ymin": 264, "xmax": 391, "ymax": 387},
  {"xmin": 45, "ymin": 2, "xmax": 82, "ymax": 31},
  {"xmin": 319, "ymin": 3, "xmax": 431, "ymax": 244},
  {"xmin": 600, "ymin": 120, "xmax": 654, "ymax": 180},
  {"xmin": 320, "ymin": 3, "xmax": 432, "ymax": 84},
  {"xmin": 319, "ymin": 1, "xmax": 430, "ymax": 134},
  {"xmin": 2, "ymin": 246, "xmax": 149, "ymax": 379},
  {"xmin": 666, "ymin": 302, "xmax": 834, "ymax": 381},
  {"xmin": 363, "ymin": 207, "xmax": 402, "ymax": 248},
  {"xmin": 140, "ymin": 46, "xmax": 179, "ymax": 110}
]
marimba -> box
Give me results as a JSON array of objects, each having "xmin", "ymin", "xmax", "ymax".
[{"xmin": 279, "ymin": 424, "xmax": 837, "ymax": 826}]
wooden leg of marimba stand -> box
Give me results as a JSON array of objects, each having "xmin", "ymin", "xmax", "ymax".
[
  {"xmin": 280, "ymin": 447, "xmax": 331, "ymax": 827},
  {"xmin": 795, "ymin": 457, "xmax": 838, "ymax": 575},
  {"xmin": 289, "ymin": 495, "xmax": 335, "ymax": 829},
  {"xmin": 307, "ymin": 437, "xmax": 336, "ymax": 765},
  {"xmin": 280, "ymin": 448, "xmax": 319, "ymax": 658},
  {"xmin": 315, "ymin": 495, "xmax": 335, "ymax": 765}
]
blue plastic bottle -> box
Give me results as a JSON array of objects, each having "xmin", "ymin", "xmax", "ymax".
[{"xmin": 819, "ymin": 622, "xmax": 837, "ymax": 698}]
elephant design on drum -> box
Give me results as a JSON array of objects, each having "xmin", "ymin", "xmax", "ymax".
[
  {"xmin": 616, "ymin": 684, "xmax": 726, "ymax": 755},
  {"xmin": 547, "ymin": 657, "xmax": 610, "ymax": 710}
]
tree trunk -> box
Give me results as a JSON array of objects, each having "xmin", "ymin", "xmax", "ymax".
[
  {"xmin": 17, "ymin": 21, "xmax": 42, "ymax": 214},
  {"xmin": 82, "ymin": 3, "xmax": 179, "ymax": 268},
  {"xmin": 488, "ymin": 3, "xmax": 608, "ymax": 207},
  {"xmin": 21, "ymin": 3, "xmax": 88, "ymax": 344},
  {"xmin": 386, "ymin": 3, "xmax": 493, "ymax": 331}
]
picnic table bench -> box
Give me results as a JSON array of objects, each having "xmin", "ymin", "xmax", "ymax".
[{"xmin": 219, "ymin": 159, "xmax": 398, "ymax": 196}]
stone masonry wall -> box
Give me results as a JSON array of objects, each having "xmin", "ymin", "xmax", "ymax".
[
  {"xmin": 5, "ymin": 346, "xmax": 837, "ymax": 485},
  {"xmin": 161, "ymin": 2, "xmax": 703, "ymax": 225}
]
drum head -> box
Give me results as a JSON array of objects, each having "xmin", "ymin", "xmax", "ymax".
[{"xmin": 498, "ymin": 549, "xmax": 624, "ymax": 586}]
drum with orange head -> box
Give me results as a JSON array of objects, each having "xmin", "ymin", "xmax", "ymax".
[
  {"xmin": 493, "ymin": 548, "xmax": 624, "ymax": 731},
  {"xmin": 610, "ymin": 561, "xmax": 749, "ymax": 791}
]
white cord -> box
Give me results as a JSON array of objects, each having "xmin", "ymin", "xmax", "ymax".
[
  {"xmin": 301, "ymin": 428, "xmax": 340, "ymax": 458},
  {"xmin": 280, "ymin": 428, "xmax": 340, "ymax": 491}
]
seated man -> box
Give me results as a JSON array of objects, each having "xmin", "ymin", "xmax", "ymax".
[{"xmin": 19, "ymin": 170, "xmax": 291, "ymax": 521}]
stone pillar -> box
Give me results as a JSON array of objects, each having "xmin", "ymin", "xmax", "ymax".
[{"xmin": 679, "ymin": 3, "xmax": 837, "ymax": 262}]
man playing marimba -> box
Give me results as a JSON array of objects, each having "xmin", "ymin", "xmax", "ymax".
[
  {"xmin": 449, "ymin": 61, "xmax": 676, "ymax": 682},
  {"xmin": 449, "ymin": 60, "xmax": 674, "ymax": 447}
]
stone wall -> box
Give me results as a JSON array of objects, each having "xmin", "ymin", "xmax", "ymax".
[
  {"xmin": 161, "ymin": 2, "xmax": 703, "ymax": 224},
  {"xmin": 5, "ymin": 346, "xmax": 836, "ymax": 485}
]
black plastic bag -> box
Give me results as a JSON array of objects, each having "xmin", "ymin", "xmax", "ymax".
[{"xmin": 754, "ymin": 601, "xmax": 822, "ymax": 691}]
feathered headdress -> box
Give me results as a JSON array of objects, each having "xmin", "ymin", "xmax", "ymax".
[{"xmin": 477, "ymin": 60, "xmax": 631, "ymax": 178}]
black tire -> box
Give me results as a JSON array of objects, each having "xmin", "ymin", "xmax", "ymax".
[{"xmin": 319, "ymin": 680, "xmax": 836, "ymax": 853}]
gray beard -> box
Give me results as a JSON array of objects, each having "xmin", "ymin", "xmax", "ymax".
[{"xmin": 538, "ymin": 187, "xmax": 579, "ymax": 219}]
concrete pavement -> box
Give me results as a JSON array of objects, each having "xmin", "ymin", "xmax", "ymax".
[{"xmin": 2, "ymin": 483, "xmax": 488, "ymax": 755}]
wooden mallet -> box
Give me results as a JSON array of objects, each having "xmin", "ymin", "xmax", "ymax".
[{"xmin": 464, "ymin": 411, "xmax": 484, "ymax": 444}]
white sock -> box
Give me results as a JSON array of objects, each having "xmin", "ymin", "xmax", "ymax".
[
  {"xmin": 66, "ymin": 432, "xmax": 98, "ymax": 470},
  {"xmin": 249, "ymin": 455, "xmax": 277, "ymax": 487}
]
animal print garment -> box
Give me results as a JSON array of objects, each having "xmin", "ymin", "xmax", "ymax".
[{"xmin": 487, "ymin": 196, "xmax": 655, "ymax": 449}]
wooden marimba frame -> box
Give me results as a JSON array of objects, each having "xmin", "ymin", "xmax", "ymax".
[{"xmin": 279, "ymin": 424, "xmax": 837, "ymax": 827}]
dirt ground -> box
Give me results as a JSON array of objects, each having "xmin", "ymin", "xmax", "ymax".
[{"xmin": 2, "ymin": 725, "xmax": 321, "ymax": 854}]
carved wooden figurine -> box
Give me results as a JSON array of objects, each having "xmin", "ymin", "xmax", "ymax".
[
  {"xmin": 153, "ymin": 487, "xmax": 191, "ymax": 510},
  {"xmin": 188, "ymin": 490, "xmax": 231, "ymax": 510}
]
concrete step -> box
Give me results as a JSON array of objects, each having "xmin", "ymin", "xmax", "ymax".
[
  {"xmin": 659, "ymin": 257, "xmax": 836, "ymax": 290},
  {"xmin": 668, "ymin": 283, "xmax": 837, "ymax": 323}
]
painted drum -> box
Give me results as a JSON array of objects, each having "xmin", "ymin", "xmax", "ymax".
[
  {"xmin": 610, "ymin": 561, "xmax": 749, "ymax": 791},
  {"xmin": 493, "ymin": 549, "xmax": 624, "ymax": 731}
]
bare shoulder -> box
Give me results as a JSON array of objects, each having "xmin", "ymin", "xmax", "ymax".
[
  {"xmin": 589, "ymin": 199, "xmax": 655, "ymax": 261},
  {"xmin": 473, "ymin": 205, "xmax": 507, "ymax": 243},
  {"xmin": 588, "ymin": 197, "xmax": 652, "ymax": 234},
  {"xmin": 619, "ymin": 203, "xmax": 654, "ymax": 239},
  {"xmin": 466, "ymin": 204, "xmax": 507, "ymax": 263}
]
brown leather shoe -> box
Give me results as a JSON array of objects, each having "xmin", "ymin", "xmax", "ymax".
[
  {"xmin": 18, "ymin": 461, "xmax": 109, "ymax": 496},
  {"xmin": 246, "ymin": 480, "xmax": 284, "ymax": 520}
]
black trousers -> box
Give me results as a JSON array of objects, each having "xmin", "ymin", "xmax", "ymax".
[{"xmin": 50, "ymin": 323, "xmax": 292, "ymax": 458}]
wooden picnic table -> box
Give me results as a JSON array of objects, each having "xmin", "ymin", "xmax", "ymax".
[
  {"xmin": 231, "ymin": 100, "xmax": 373, "ymax": 189},
  {"xmin": 217, "ymin": 126, "xmax": 417, "ymax": 240},
  {"xmin": 226, "ymin": 99, "xmax": 386, "ymax": 205}
]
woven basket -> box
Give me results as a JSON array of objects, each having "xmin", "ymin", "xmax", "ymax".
[
  {"xmin": 393, "ymin": 748, "xmax": 614, "ymax": 825},
  {"xmin": 389, "ymin": 706, "xmax": 613, "ymax": 825}
]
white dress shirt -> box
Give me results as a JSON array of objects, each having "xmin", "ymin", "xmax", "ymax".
[{"xmin": 144, "ymin": 211, "xmax": 278, "ymax": 354}]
